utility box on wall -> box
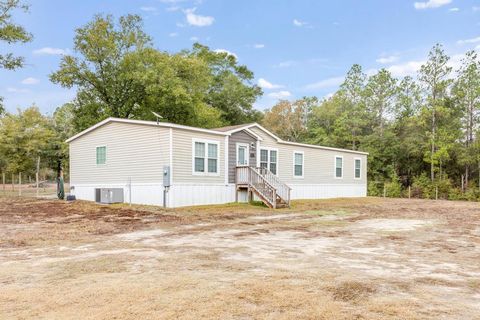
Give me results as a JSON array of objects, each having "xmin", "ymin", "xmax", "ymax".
[
  {"xmin": 163, "ymin": 166, "xmax": 171, "ymax": 187},
  {"xmin": 95, "ymin": 188, "xmax": 124, "ymax": 204}
]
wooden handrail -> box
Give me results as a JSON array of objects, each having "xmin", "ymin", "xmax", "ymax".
[{"xmin": 235, "ymin": 166, "xmax": 290, "ymax": 207}]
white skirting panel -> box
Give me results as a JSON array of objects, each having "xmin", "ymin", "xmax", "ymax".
[
  {"xmin": 168, "ymin": 184, "xmax": 236, "ymax": 208},
  {"xmin": 237, "ymin": 189, "xmax": 248, "ymax": 202},
  {"xmin": 289, "ymin": 183, "xmax": 367, "ymax": 200},
  {"xmin": 71, "ymin": 182, "xmax": 164, "ymax": 206}
]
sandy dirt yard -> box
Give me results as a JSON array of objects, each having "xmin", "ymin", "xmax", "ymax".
[{"xmin": 0, "ymin": 197, "xmax": 479, "ymax": 319}]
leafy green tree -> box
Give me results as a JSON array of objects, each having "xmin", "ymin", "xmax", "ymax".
[
  {"xmin": 51, "ymin": 16, "xmax": 262, "ymax": 131},
  {"xmin": 262, "ymin": 97, "xmax": 318, "ymax": 142},
  {"xmin": 364, "ymin": 69, "xmax": 397, "ymax": 136},
  {"xmin": 0, "ymin": 107, "xmax": 55, "ymax": 176},
  {"xmin": 418, "ymin": 44, "xmax": 452, "ymax": 181},
  {"xmin": 0, "ymin": 0, "xmax": 32, "ymax": 113},
  {"xmin": 337, "ymin": 64, "xmax": 367, "ymax": 150},
  {"xmin": 0, "ymin": 0, "xmax": 31, "ymax": 70},
  {"xmin": 452, "ymin": 51, "xmax": 480, "ymax": 188},
  {"xmin": 123, "ymin": 48, "xmax": 224, "ymax": 128},
  {"xmin": 50, "ymin": 14, "xmax": 151, "ymax": 129},
  {"xmin": 306, "ymin": 94, "xmax": 343, "ymax": 147},
  {"xmin": 188, "ymin": 43, "xmax": 263, "ymax": 124},
  {"xmin": 48, "ymin": 103, "xmax": 76, "ymax": 178}
]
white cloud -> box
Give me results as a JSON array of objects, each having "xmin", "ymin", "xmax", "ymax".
[
  {"xmin": 185, "ymin": 8, "xmax": 214, "ymax": 27},
  {"xmin": 258, "ymin": 78, "xmax": 284, "ymax": 89},
  {"xmin": 387, "ymin": 60, "xmax": 424, "ymax": 77},
  {"xmin": 169, "ymin": 32, "xmax": 179, "ymax": 37},
  {"xmin": 140, "ymin": 6, "xmax": 157, "ymax": 12},
  {"xmin": 304, "ymin": 76, "xmax": 344, "ymax": 90},
  {"xmin": 293, "ymin": 19, "xmax": 307, "ymax": 27},
  {"xmin": 6, "ymin": 87, "xmax": 29, "ymax": 93},
  {"xmin": 33, "ymin": 47, "xmax": 69, "ymax": 55},
  {"xmin": 190, "ymin": 36, "xmax": 199, "ymax": 41},
  {"xmin": 274, "ymin": 60, "xmax": 297, "ymax": 68},
  {"xmin": 376, "ymin": 55, "xmax": 399, "ymax": 64},
  {"xmin": 254, "ymin": 44, "xmax": 265, "ymax": 49},
  {"xmin": 384, "ymin": 53, "xmax": 463, "ymax": 78},
  {"xmin": 414, "ymin": 0, "xmax": 452, "ymax": 10},
  {"xmin": 449, "ymin": 7, "xmax": 459, "ymax": 12},
  {"xmin": 21, "ymin": 77, "xmax": 39, "ymax": 85},
  {"xmin": 214, "ymin": 49, "xmax": 237, "ymax": 59},
  {"xmin": 267, "ymin": 91, "xmax": 291, "ymax": 99},
  {"xmin": 473, "ymin": 6, "xmax": 480, "ymax": 11},
  {"xmin": 324, "ymin": 92, "xmax": 335, "ymax": 100},
  {"xmin": 457, "ymin": 36, "xmax": 480, "ymax": 45}
]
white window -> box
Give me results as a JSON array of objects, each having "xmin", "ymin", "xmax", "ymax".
[
  {"xmin": 193, "ymin": 139, "xmax": 219, "ymax": 175},
  {"xmin": 236, "ymin": 143, "xmax": 249, "ymax": 166},
  {"xmin": 354, "ymin": 158, "xmax": 361, "ymax": 179},
  {"xmin": 96, "ymin": 146, "xmax": 106, "ymax": 165},
  {"xmin": 335, "ymin": 156, "xmax": 343, "ymax": 178},
  {"xmin": 259, "ymin": 148, "xmax": 278, "ymax": 175},
  {"xmin": 293, "ymin": 151, "xmax": 304, "ymax": 178}
]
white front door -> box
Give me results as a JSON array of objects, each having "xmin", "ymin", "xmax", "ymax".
[{"xmin": 236, "ymin": 143, "xmax": 249, "ymax": 166}]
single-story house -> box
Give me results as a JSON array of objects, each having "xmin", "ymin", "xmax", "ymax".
[{"xmin": 67, "ymin": 118, "xmax": 368, "ymax": 208}]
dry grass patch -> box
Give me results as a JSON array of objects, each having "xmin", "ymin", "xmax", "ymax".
[
  {"xmin": 1, "ymin": 196, "xmax": 479, "ymax": 319},
  {"xmin": 328, "ymin": 280, "xmax": 377, "ymax": 302}
]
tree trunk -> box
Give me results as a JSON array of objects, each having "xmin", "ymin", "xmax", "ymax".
[{"xmin": 465, "ymin": 165, "xmax": 469, "ymax": 191}]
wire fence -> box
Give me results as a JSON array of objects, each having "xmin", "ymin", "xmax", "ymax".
[{"xmin": 0, "ymin": 172, "xmax": 68, "ymax": 198}]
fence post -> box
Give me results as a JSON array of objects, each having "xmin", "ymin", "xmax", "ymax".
[
  {"xmin": 2, "ymin": 172, "xmax": 4, "ymax": 194},
  {"xmin": 383, "ymin": 184, "xmax": 386, "ymax": 198},
  {"xmin": 18, "ymin": 172, "xmax": 22, "ymax": 196},
  {"xmin": 408, "ymin": 186, "xmax": 411, "ymax": 199},
  {"xmin": 11, "ymin": 173, "xmax": 14, "ymax": 191},
  {"xmin": 435, "ymin": 186, "xmax": 438, "ymax": 200},
  {"xmin": 36, "ymin": 156, "xmax": 40, "ymax": 198}
]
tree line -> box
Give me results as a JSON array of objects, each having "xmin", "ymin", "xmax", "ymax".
[{"xmin": 263, "ymin": 45, "xmax": 480, "ymax": 200}]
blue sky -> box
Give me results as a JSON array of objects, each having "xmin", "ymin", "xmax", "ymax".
[{"xmin": 2, "ymin": 0, "xmax": 480, "ymax": 115}]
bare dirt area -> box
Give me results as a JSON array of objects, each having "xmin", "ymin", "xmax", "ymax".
[{"xmin": 0, "ymin": 196, "xmax": 479, "ymax": 319}]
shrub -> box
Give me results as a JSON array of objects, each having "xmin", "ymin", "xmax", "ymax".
[
  {"xmin": 368, "ymin": 181, "xmax": 382, "ymax": 197},
  {"xmin": 411, "ymin": 173, "xmax": 434, "ymax": 199},
  {"xmin": 434, "ymin": 178, "xmax": 453, "ymax": 200},
  {"xmin": 385, "ymin": 172, "xmax": 402, "ymax": 198}
]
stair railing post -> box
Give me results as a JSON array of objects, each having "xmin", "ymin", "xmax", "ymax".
[{"xmin": 272, "ymin": 189, "xmax": 277, "ymax": 209}]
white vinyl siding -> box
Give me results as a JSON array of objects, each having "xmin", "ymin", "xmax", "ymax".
[
  {"xmin": 96, "ymin": 146, "xmax": 106, "ymax": 165},
  {"xmin": 192, "ymin": 139, "xmax": 219, "ymax": 175},
  {"xmin": 70, "ymin": 122, "xmax": 169, "ymax": 184},
  {"xmin": 335, "ymin": 156, "xmax": 343, "ymax": 178},
  {"xmin": 172, "ymin": 129, "xmax": 224, "ymax": 183},
  {"xmin": 248, "ymin": 126, "xmax": 366, "ymax": 185},
  {"xmin": 293, "ymin": 151, "xmax": 304, "ymax": 178},
  {"xmin": 354, "ymin": 158, "xmax": 361, "ymax": 179}
]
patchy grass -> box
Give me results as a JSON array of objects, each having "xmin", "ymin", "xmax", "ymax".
[
  {"xmin": 0, "ymin": 196, "xmax": 479, "ymax": 319},
  {"xmin": 328, "ymin": 279, "xmax": 377, "ymax": 302}
]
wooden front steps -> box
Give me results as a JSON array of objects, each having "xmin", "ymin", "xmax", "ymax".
[{"xmin": 235, "ymin": 166, "xmax": 291, "ymax": 209}]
